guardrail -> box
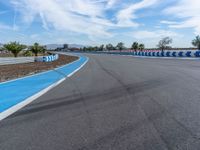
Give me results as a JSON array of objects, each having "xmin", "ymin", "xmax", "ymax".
[
  {"xmin": 0, "ymin": 57, "xmax": 35, "ymax": 65},
  {"xmin": 35, "ymin": 54, "xmax": 59, "ymax": 62}
]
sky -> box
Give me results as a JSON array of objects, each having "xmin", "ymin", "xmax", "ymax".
[{"xmin": 0, "ymin": 0, "xmax": 200, "ymax": 48}]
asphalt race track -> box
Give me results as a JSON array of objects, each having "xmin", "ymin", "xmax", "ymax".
[{"xmin": 1, "ymin": 53, "xmax": 200, "ymax": 150}]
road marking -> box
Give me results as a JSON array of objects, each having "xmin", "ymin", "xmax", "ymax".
[
  {"xmin": 0, "ymin": 78, "xmax": 65, "ymax": 121},
  {"xmin": 68, "ymin": 58, "xmax": 88, "ymax": 77}
]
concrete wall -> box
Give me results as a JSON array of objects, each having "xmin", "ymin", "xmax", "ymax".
[{"xmin": 0, "ymin": 57, "xmax": 35, "ymax": 65}]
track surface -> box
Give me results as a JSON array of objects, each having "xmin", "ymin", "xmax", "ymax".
[{"xmin": 1, "ymin": 53, "xmax": 200, "ymax": 150}]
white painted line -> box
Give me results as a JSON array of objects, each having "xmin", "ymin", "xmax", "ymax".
[
  {"xmin": 67, "ymin": 57, "xmax": 89, "ymax": 77},
  {"xmin": 0, "ymin": 78, "xmax": 65, "ymax": 121},
  {"xmin": 0, "ymin": 56, "xmax": 89, "ymax": 121}
]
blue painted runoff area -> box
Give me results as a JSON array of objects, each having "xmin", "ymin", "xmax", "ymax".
[{"xmin": 0, "ymin": 55, "xmax": 88, "ymax": 113}]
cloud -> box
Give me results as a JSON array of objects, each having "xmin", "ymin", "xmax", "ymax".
[
  {"xmin": 10, "ymin": 0, "xmax": 116, "ymax": 38},
  {"xmin": 132, "ymin": 30, "xmax": 181, "ymax": 39},
  {"xmin": 160, "ymin": 20, "xmax": 179, "ymax": 25},
  {"xmin": 164, "ymin": 0, "xmax": 200, "ymax": 35},
  {"xmin": 1, "ymin": 0, "xmax": 197, "ymax": 48},
  {"xmin": 116, "ymin": 0, "xmax": 159, "ymax": 27},
  {"xmin": 106, "ymin": 0, "xmax": 119, "ymax": 8},
  {"xmin": 0, "ymin": 23, "xmax": 13, "ymax": 30},
  {"xmin": 9, "ymin": 0, "xmax": 160, "ymax": 39},
  {"xmin": 30, "ymin": 34, "xmax": 39, "ymax": 39}
]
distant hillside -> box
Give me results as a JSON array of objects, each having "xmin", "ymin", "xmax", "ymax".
[
  {"xmin": 46, "ymin": 44, "xmax": 63, "ymax": 50},
  {"xmin": 46, "ymin": 44, "xmax": 85, "ymax": 50},
  {"xmin": 68, "ymin": 44, "xmax": 85, "ymax": 48}
]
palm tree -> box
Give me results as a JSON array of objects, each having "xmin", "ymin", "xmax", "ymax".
[
  {"xmin": 4, "ymin": 41, "xmax": 26, "ymax": 57},
  {"xmin": 131, "ymin": 42, "xmax": 139, "ymax": 52},
  {"xmin": 192, "ymin": 35, "xmax": 200, "ymax": 50},
  {"xmin": 30, "ymin": 43, "xmax": 43, "ymax": 56},
  {"xmin": 138, "ymin": 44, "xmax": 145, "ymax": 51}
]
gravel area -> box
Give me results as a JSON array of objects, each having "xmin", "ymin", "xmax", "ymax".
[{"xmin": 0, "ymin": 54, "xmax": 78, "ymax": 82}]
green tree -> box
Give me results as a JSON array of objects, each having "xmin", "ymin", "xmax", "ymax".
[
  {"xmin": 30, "ymin": 43, "xmax": 44, "ymax": 56},
  {"xmin": 192, "ymin": 35, "xmax": 200, "ymax": 50},
  {"xmin": 94, "ymin": 46, "xmax": 99, "ymax": 51},
  {"xmin": 87, "ymin": 46, "xmax": 95, "ymax": 51},
  {"xmin": 0, "ymin": 47, "xmax": 4, "ymax": 52},
  {"xmin": 4, "ymin": 41, "xmax": 26, "ymax": 57},
  {"xmin": 116, "ymin": 42, "xmax": 125, "ymax": 51},
  {"xmin": 138, "ymin": 43, "xmax": 145, "ymax": 51},
  {"xmin": 23, "ymin": 50, "xmax": 33, "ymax": 57},
  {"xmin": 157, "ymin": 37, "xmax": 172, "ymax": 52},
  {"xmin": 82, "ymin": 47, "xmax": 87, "ymax": 51},
  {"xmin": 131, "ymin": 42, "xmax": 139, "ymax": 52},
  {"xmin": 106, "ymin": 43, "xmax": 114, "ymax": 51},
  {"xmin": 99, "ymin": 44, "xmax": 104, "ymax": 51},
  {"xmin": 41, "ymin": 45, "xmax": 47, "ymax": 54}
]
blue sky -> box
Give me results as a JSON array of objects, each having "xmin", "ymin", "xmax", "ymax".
[{"xmin": 0, "ymin": 0, "xmax": 199, "ymax": 48}]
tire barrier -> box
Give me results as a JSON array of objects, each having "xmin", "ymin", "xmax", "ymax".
[
  {"xmin": 72, "ymin": 50, "xmax": 200, "ymax": 58},
  {"xmin": 91, "ymin": 50, "xmax": 200, "ymax": 58},
  {"xmin": 144, "ymin": 51, "xmax": 200, "ymax": 58},
  {"xmin": 35, "ymin": 54, "xmax": 59, "ymax": 62}
]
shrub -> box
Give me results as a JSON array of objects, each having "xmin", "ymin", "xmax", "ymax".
[{"xmin": 23, "ymin": 50, "xmax": 33, "ymax": 57}]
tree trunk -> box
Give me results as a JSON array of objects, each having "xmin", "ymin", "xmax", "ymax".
[{"xmin": 14, "ymin": 53, "xmax": 18, "ymax": 57}]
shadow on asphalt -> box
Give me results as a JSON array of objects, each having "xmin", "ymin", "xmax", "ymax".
[{"xmin": 8, "ymin": 79, "xmax": 165, "ymax": 120}]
